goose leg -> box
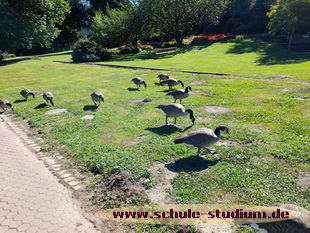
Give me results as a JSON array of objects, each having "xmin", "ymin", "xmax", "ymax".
[
  {"xmin": 174, "ymin": 99, "xmax": 176, "ymax": 103},
  {"xmin": 93, "ymin": 102, "xmax": 97, "ymax": 106},
  {"xmin": 165, "ymin": 116, "xmax": 169, "ymax": 125},
  {"xmin": 198, "ymin": 148, "xmax": 206, "ymax": 158},
  {"xmin": 197, "ymin": 148, "xmax": 201, "ymax": 156}
]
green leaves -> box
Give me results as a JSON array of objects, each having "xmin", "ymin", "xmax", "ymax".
[{"xmin": 0, "ymin": 0, "xmax": 70, "ymax": 52}]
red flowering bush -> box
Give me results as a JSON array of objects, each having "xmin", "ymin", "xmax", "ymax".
[{"xmin": 193, "ymin": 34, "xmax": 235, "ymax": 42}]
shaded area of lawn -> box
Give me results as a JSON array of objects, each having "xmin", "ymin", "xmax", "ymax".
[{"xmin": 226, "ymin": 39, "xmax": 310, "ymax": 65}]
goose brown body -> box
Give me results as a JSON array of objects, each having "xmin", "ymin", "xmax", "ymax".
[
  {"xmin": 43, "ymin": 92, "xmax": 54, "ymax": 106},
  {"xmin": 157, "ymin": 73, "xmax": 169, "ymax": 81},
  {"xmin": 20, "ymin": 89, "xmax": 35, "ymax": 100},
  {"xmin": 0, "ymin": 99, "xmax": 13, "ymax": 111},
  {"xmin": 156, "ymin": 103, "xmax": 195, "ymax": 125},
  {"xmin": 166, "ymin": 86, "xmax": 192, "ymax": 103},
  {"xmin": 91, "ymin": 92, "xmax": 104, "ymax": 106},
  {"xmin": 174, "ymin": 126, "xmax": 229, "ymax": 156},
  {"xmin": 131, "ymin": 77, "xmax": 147, "ymax": 89},
  {"xmin": 160, "ymin": 78, "xmax": 184, "ymax": 90}
]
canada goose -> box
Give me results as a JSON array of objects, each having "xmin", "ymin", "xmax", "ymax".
[
  {"xmin": 160, "ymin": 78, "xmax": 184, "ymax": 90},
  {"xmin": 131, "ymin": 77, "xmax": 147, "ymax": 89},
  {"xmin": 166, "ymin": 86, "xmax": 192, "ymax": 103},
  {"xmin": 91, "ymin": 92, "xmax": 104, "ymax": 106},
  {"xmin": 157, "ymin": 73, "xmax": 169, "ymax": 81},
  {"xmin": 20, "ymin": 89, "xmax": 35, "ymax": 100},
  {"xmin": 174, "ymin": 126, "xmax": 229, "ymax": 156},
  {"xmin": 155, "ymin": 103, "xmax": 195, "ymax": 125},
  {"xmin": 43, "ymin": 92, "xmax": 54, "ymax": 106},
  {"xmin": 0, "ymin": 99, "xmax": 13, "ymax": 111}
]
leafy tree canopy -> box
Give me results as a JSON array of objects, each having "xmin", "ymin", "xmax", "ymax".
[
  {"xmin": 140, "ymin": 0, "xmax": 230, "ymax": 46},
  {"xmin": 0, "ymin": 0, "xmax": 70, "ymax": 52},
  {"xmin": 91, "ymin": 2, "xmax": 150, "ymax": 50},
  {"xmin": 267, "ymin": 0, "xmax": 310, "ymax": 50},
  {"xmin": 267, "ymin": 0, "xmax": 310, "ymax": 35}
]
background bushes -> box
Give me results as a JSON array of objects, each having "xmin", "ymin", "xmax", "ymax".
[{"xmin": 72, "ymin": 37, "xmax": 112, "ymax": 62}]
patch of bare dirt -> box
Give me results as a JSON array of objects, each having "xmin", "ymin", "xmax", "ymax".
[
  {"xmin": 250, "ymin": 123, "xmax": 269, "ymax": 133},
  {"xmin": 205, "ymin": 105, "xmax": 235, "ymax": 114},
  {"xmin": 145, "ymin": 163, "xmax": 179, "ymax": 204},
  {"xmin": 271, "ymin": 75, "xmax": 295, "ymax": 79},
  {"xmin": 204, "ymin": 92, "xmax": 216, "ymax": 96},
  {"xmin": 138, "ymin": 112, "xmax": 159, "ymax": 119},
  {"xmin": 45, "ymin": 108, "xmax": 67, "ymax": 115},
  {"xmin": 190, "ymin": 90, "xmax": 201, "ymax": 94},
  {"xmin": 294, "ymin": 96, "xmax": 310, "ymax": 100},
  {"xmin": 190, "ymin": 81, "xmax": 208, "ymax": 85},
  {"xmin": 122, "ymin": 135, "xmax": 147, "ymax": 146},
  {"xmin": 116, "ymin": 107, "xmax": 129, "ymax": 114},
  {"xmin": 81, "ymin": 114, "xmax": 95, "ymax": 120},
  {"xmin": 215, "ymin": 140, "xmax": 245, "ymax": 148},
  {"xmin": 297, "ymin": 172, "xmax": 310, "ymax": 187},
  {"xmin": 101, "ymin": 132, "xmax": 116, "ymax": 141},
  {"xmin": 282, "ymin": 88, "xmax": 310, "ymax": 92},
  {"xmin": 128, "ymin": 99, "xmax": 153, "ymax": 104},
  {"xmin": 198, "ymin": 225, "xmax": 237, "ymax": 233},
  {"xmin": 93, "ymin": 171, "xmax": 144, "ymax": 208},
  {"xmin": 196, "ymin": 117, "xmax": 213, "ymax": 123}
]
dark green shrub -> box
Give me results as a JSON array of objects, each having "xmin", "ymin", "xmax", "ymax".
[
  {"xmin": 119, "ymin": 46, "xmax": 134, "ymax": 54},
  {"xmin": 72, "ymin": 37, "xmax": 112, "ymax": 62},
  {"xmin": 161, "ymin": 41, "xmax": 177, "ymax": 48}
]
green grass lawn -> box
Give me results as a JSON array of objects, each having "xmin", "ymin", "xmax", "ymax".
[{"xmin": 0, "ymin": 38, "xmax": 309, "ymax": 232}]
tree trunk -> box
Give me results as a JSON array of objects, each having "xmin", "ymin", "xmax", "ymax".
[
  {"xmin": 288, "ymin": 27, "xmax": 295, "ymax": 52},
  {"xmin": 175, "ymin": 37, "xmax": 183, "ymax": 47},
  {"xmin": 131, "ymin": 40, "xmax": 139, "ymax": 53}
]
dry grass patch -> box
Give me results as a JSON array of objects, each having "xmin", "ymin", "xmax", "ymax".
[{"xmin": 205, "ymin": 105, "xmax": 235, "ymax": 114}]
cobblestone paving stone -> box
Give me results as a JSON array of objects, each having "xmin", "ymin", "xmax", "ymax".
[{"xmin": 0, "ymin": 119, "xmax": 100, "ymax": 233}]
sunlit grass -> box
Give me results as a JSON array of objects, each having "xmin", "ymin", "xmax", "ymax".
[{"xmin": 0, "ymin": 39, "xmax": 309, "ymax": 232}]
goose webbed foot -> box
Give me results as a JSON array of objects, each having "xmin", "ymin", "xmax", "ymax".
[{"xmin": 207, "ymin": 148, "xmax": 217, "ymax": 154}]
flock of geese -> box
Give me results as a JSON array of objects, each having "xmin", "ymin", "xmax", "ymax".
[{"xmin": 0, "ymin": 73, "xmax": 229, "ymax": 157}]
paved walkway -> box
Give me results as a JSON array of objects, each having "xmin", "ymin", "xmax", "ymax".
[{"xmin": 0, "ymin": 117, "xmax": 100, "ymax": 233}]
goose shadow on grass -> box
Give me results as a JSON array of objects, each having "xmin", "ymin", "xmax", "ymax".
[
  {"xmin": 83, "ymin": 105, "xmax": 98, "ymax": 111},
  {"xmin": 145, "ymin": 125, "xmax": 182, "ymax": 136},
  {"xmin": 14, "ymin": 99, "xmax": 27, "ymax": 103},
  {"xmin": 156, "ymin": 89, "xmax": 174, "ymax": 93},
  {"xmin": 168, "ymin": 156, "xmax": 220, "ymax": 172},
  {"xmin": 34, "ymin": 103, "xmax": 48, "ymax": 109},
  {"xmin": 127, "ymin": 88, "xmax": 140, "ymax": 91}
]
